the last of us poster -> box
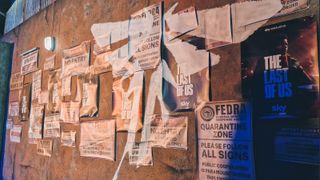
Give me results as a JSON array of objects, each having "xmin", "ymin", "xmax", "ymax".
[{"xmin": 241, "ymin": 16, "xmax": 319, "ymax": 180}]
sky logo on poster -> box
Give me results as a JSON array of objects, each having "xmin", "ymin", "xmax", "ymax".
[
  {"xmin": 176, "ymin": 65, "xmax": 193, "ymax": 97},
  {"xmin": 264, "ymin": 54, "xmax": 292, "ymax": 99}
]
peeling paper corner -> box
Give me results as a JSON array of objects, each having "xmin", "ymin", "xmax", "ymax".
[
  {"xmin": 231, "ymin": 0, "xmax": 283, "ymax": 43},
  {"xmin": 165, "ymin": 6, "xmax": 198, "ymax": 41}
]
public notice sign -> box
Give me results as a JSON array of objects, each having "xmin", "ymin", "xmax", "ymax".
[
  {"xmin": 197, "ymin": 100, "xmax": 255, "ymax": 180},
  {"xmin": 10, "ymin": 72, "xmax": 24, "ymax": 91},
  {"xmin": 129, "ymin": 3, "xmax": 162, "ymax": 70},
  {"xmin": 80, "ymin": 120, "xmax": 115, "ymax": 161},
  {"xmin": 62, "ymin": 41, "xmax": 90, "ymax": 77},
  {"xmin": 21, "ymin": 48, "xmax": 39, "ymax": 75}
]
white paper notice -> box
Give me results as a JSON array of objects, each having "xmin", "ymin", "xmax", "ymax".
[
  {"xmin": 21, "ymin": 49, "xmax": 39, "ymax": 75},
  {"xmin": 197, "ymin": 101, "xmax": 252, "ymax": 140},
  {"xmin": 165, "ymin": 6, "xmax": 198, "ymax": 41},
  {"xmin": 60, "ymin": 101, "xmax": 80, "ymax": 124},
  {"xmin": 129, "ymin": 3, "xmax": 162, "ymax": 70},
  {"xmin": 61, "ymin": 131, "xmax": 76, "ymax": 147},
  {"xmin": 205, "ymin": 5, "xmax": 232, "ymax": 49},
  {"xmin": 32, "ymin": 70, "xmax": 42, "ymax": 101},
  {"xmin": 8, "ymin": 102, "xmax": 19, "ymax": 117},
  {"xmin": 44, "ymin": 55, "xmax": 55, "ymax": 71},
  {"xmin": 10, "ymin": 125, "xmax": 22, "ymax": 143},
  {"xmin": 148, "ymin": 115, "xmax": 188, "ymax": 149},
  {"xmin": 10, "ymin": 72, "xmax": 24, "ymax": 91},
  {"xmin": 80, "ymin": 120, "xmax": 115, "ymax": 161},
  {"xmin": 231, "ymin": 0, "xmax": 282, "ymax": 43},
  {"xmin": 44, "ymin": 114, "xmax": 60, "ymax": 138},
  {"xmin": 198, "ymin": 139, "xmax": 255, "ymax": 180},
  {"xmin": 29, "ymin": 103, "xmax": 44, "ymax": 144},
  {"xmin": 37, "ymin": 139, "xmax": 53, "ymax": 157},
  {"xmin": 197, "ymin": 100, "xmax": 255, "ymax": 180}
]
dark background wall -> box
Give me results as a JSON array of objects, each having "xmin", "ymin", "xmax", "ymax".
[{"xmin": 0, "ymin": 0, "xmax": 319, "ymax": 179}]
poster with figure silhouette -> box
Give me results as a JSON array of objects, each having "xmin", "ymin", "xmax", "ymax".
[
  {"xmin": 241, "ymin": 16, "xmax": 320, "ymax": 179},
  {"xmin": 241, "ymin": 16, "xmax": 319, "ymax": 120}
]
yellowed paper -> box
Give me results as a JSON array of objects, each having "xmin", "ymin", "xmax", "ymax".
[
  {"xmin": 148, "ymin": 115, "xmax": 188, "ymax": 149},
  {"xmin": 44, "ymin": 55, "xmax": 55, "ymax": 71},
  {"xmin": 60, "ymin": 101, "xmax": 80, "ymax": 124},
  {"xmin": 38, "ymin": 91, "xmax": 49, "ymax": 104},
  {"xmin": 21, "ymin": 49, "xmax": 39, "ymax": 75},
  {"xmin": 28, "ymin": 103, "xmax": 44, "ymax": 144},
  {"xmin": 44, "ymin": 114, "xmax": 60, "ymax": 138},
  {"xmin": 10, "ymin": 72, "xmax": 24, "ymax": 91},
  {"xmin": 62, "ymin": 41, "xmax": 90, "ymax": 77},
  {"xmin": 10, "ymin": 125, "xmax": 22, "ymax": 143},
  {"xmin": 80, "ymin": 120, "xmax": 115, "ymax": 161},
  {"xmin": 37, "ymin": 139, "xmax": 53, "ymax": 157},
  {"xmin": 8, "ymin": 101, "xmax": 19, "ymax": 117},
  {"xmin": 61, "ymin": 131, "xmax": 76, "ymax": 147},
  {"xmin": 32, "ymin": 70, "xmax": 42, "ymax": 101}
]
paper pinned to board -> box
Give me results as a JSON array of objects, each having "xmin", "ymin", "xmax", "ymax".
[
  {"xmin": 60, "ymin": 101, "xmax": 80, "ymax": 124},
  {"xmin": 129, "ymin": 142, "xmax": 153, "ymax": 166},
  {"xmin": 129, "ymin": 3, "xmax": 162, "ymax": 71},
  {"xmin": 164, "ymin": 39, "xmax": 215, "ymax": 76},
  {"xmin": 61, "ymin": 76, "xmax": 72, "ymax": 97},
  {"xmin": 231, "ymin": 0, "xmax": 283, "ymax": 43},
  {"xmin": 32, "ymin": 70, "xmax": 42, "ymax": 101},
  {"xmin": 10, "ymin": 72, "xmax": 24, "ymax": 91},
  {"xmin": 164, "ymin": 4, "xmax": 221, "ymax": 76},
  {"xmin": 21, "ymin": 48, "xmax": 39, "ymax": 75},
  {"xmin": 80, "ymin": 120, "xmax": 115, "ymax": 161},
  {"xmin": 38, "ymin": 91, "xmax": 49, "ymax": 104},
  {"xmin": 28, "ymin": 103, "xmax": 44, "ymax": 144},
  {"xmin": 78, "ymin": 73, "xmax": 99, "ymax": 118},
  {"xmin": 168, "ymin": 1, "xmax": 282, "ymax": 48},
  {"xmin": 44, "ymin": 114, "xmax": 60, "ymax": 138},
  {"xmin": 44, "ymin": 55, "xmax": 55, "ymax": 71},
  {"xmin": 62, "ymin": 41, "xmax": 90, "ymax": 77},
  {"xmin": 61, "ymin": 131, "xmax": 76, "ymax": 147},
  {"xmin": 112, "ymin": 64, "xmax": 162, "ymax": 180},
  {"xmin": 91, "ymin": 20, "xmax": 127, "ymax": 48},
  {"xmin": 90, "ymin": 53, "xmax": 112, "ymax": 75},
  {"xmin": 165, "ymin": 6, "xmax": 198, "ymax": 41},
  {"xmin": 47, "ymin": 69, "xmax": 61, "ymax": 114},
  {"xmin": 148, "ymin": 115, "xmax": 188, "ymax": 149},
  {"xmin": 19, "ymin": 84, "xmax": 31, "ymax": 121},
  {"xmin": 8, "ymin": 101, "xmax": 19, "ymax": 117},
  {"xmin": 112, "ymin": 74, "xmax": 144, "ymax": 127},
  {"xmin": 204, "ymin": 4, "xmax": 232, "ymax": 49},
  {"xmin": 10, "ymin": 124, "xmax": 22, "ymax": 143},
  {"xmin": 37, "ymin": 139, "xmax": 53, "ymax": 157}
]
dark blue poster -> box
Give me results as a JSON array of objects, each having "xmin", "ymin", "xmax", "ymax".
[
  {"xmin": 241, "ymin": 16, "xmax": 319, "ymax": 120},
  {"xmin": 241, "ymin": 16, "xmax": 320, "ymax": 180}
]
